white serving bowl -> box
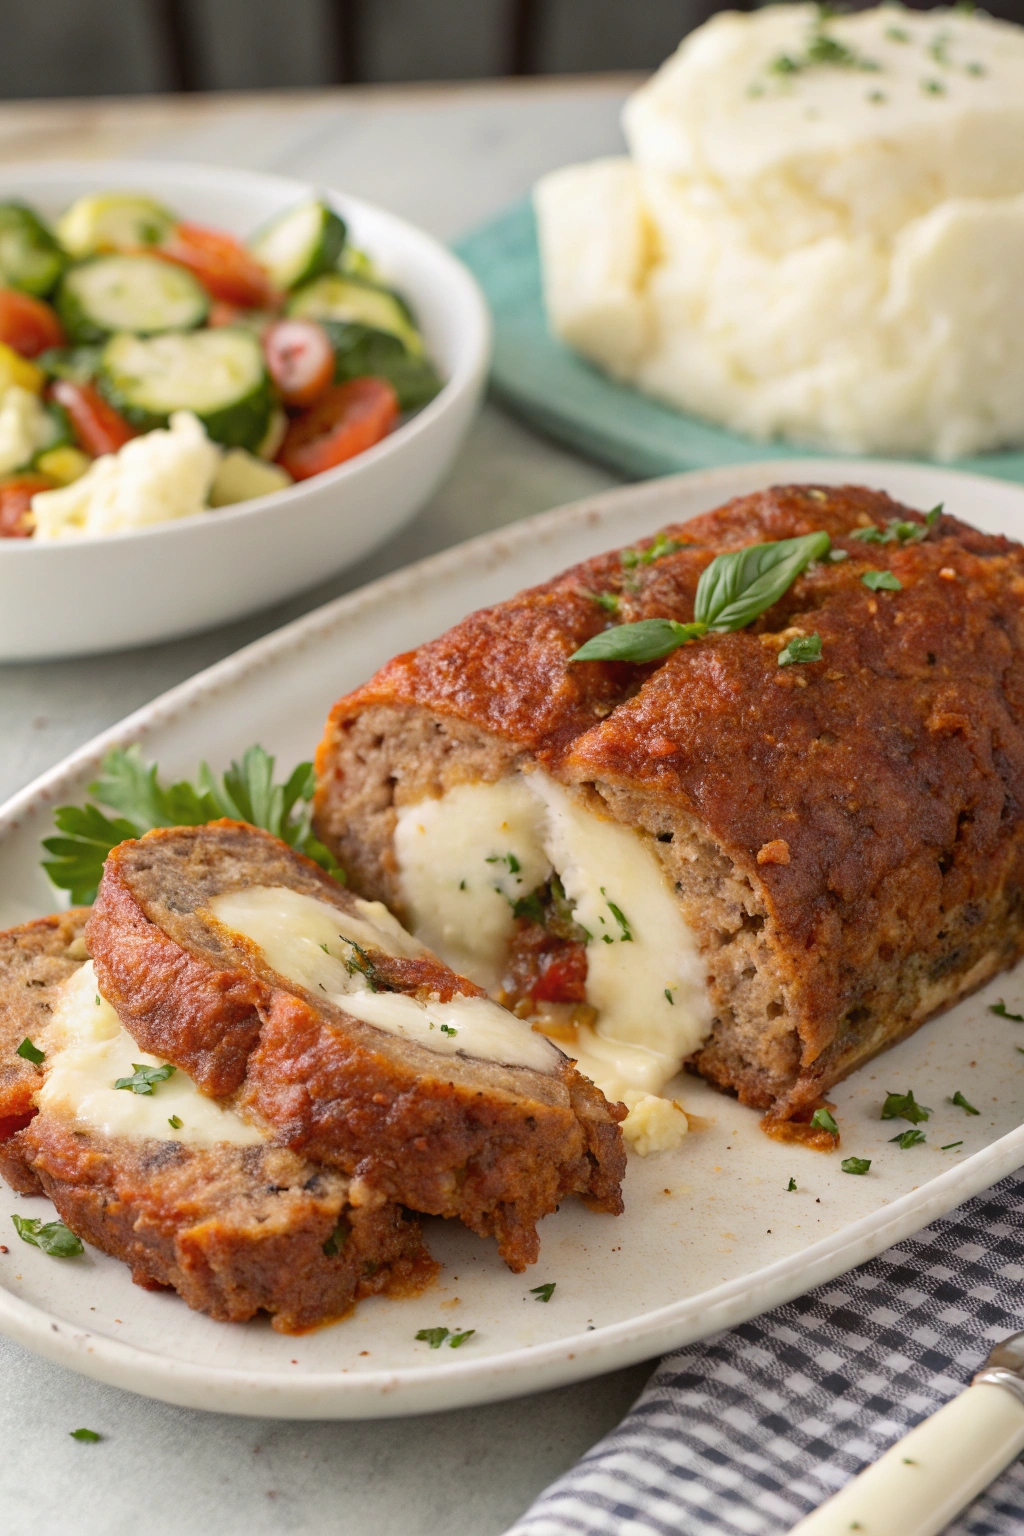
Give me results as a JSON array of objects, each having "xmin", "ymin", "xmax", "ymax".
[{"xmin": 0, "ymin": 160, "xmax": 490, "ymax": 660}]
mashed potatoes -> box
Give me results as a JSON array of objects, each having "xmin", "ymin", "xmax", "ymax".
[{"xmin": 535, "ymin": 4, "xmax": 1024, "ymax": 459}]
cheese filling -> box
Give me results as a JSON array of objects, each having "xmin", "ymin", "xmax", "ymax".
[
  {"xmin": 206, "ymin": 885, "xmax": 560, "ymax": 1074},
  {"xmin": 393, "ymin": 772, "xmax": 712, "ymax": 1121},
  {"xmin": 39, "ymin": 962, "xmax": 263, "ymax": 1147}
]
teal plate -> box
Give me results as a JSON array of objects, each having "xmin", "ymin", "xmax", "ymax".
[{"xmin": 454, "ymin": 198, "xmax": 1024, "ymax": 486}]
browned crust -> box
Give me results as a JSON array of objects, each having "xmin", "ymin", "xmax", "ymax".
[
  {"xmin": 4, "ymin": 1120, "xmax": 435, "ymax": 1333},
  {"xmin": 86, "ymin": 822, "xmax": 625, "ymax": 1271},
  {"xmin": 313, "ymin": 484, "xmax": 1024, "ymax": 1118},
  {"xmin": 0, "ymin": 913, "xmax": 437, "ymax": 1332},
  {"xmin": 0, "ymin": 910, "xmax": 90, "ymax": 1143}
]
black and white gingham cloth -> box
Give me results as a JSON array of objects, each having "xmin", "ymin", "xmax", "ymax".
[{"xmin": 508, "ymin": 1169, "xmax": 1024, "ymax": 1535}]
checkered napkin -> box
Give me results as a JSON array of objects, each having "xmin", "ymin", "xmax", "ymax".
[{"xmin": 508, "ymin": 1169, "xmax": 1024, "ymax": 1536}]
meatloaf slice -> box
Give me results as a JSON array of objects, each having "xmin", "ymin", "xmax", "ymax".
[
  {"xmin": 86, "ymin": 821, "xmax": 625, "ymax": 1271},
  {"xmin": 0, "ymin": 915, "xmax": 435, "ymax": 1333},
  {"xmin": 312, "ymin": 483, "xmax": 1024, "ymax": 1122}
]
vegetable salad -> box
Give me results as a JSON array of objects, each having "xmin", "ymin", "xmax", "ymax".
[{"xmin": 0, "ymin": 191, "xmax": 441, "ymax": 539}]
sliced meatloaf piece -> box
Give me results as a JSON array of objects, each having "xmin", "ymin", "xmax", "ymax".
[
  {"xmin": 312, "ymin": 483, "xmax": 1024, "ymax": 1122},
  {"xmin": 0, "ymin": 915, "xmax": 435, "ymax": 1332},
  {"xmin": 86, "ymin": 821, "xmax": 625, "ymax": 1271}
]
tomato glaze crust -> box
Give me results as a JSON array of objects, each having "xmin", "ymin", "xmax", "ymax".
[{"xmin": 314, "ymin": 484, "xmax": 1024, "ymax": 1120}]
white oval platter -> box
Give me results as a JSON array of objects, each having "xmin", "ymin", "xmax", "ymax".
[{"xmin": 1, "ymin": 458, "xmax": 1023, "ymax": 1419}]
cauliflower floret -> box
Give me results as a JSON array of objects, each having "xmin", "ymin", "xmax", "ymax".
[
  {"xmin": 31, "ymin": 412, "xmax": 221, "ymax": 540},
  {"xmin": 0, "ymin": 384, "xmax": 54, "ymax": 476},
  {"xmin": 620, "ymin": 1091, "xmax": 689, "ymax": 1156}
]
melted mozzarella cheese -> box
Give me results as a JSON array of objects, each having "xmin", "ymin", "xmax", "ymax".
[
  {"xmin": 39, "ymin": 962, "xmax": 263, "ymax": 1147},
  {"xmin": 393, "ymin": 773, "xmax": 713, "ymax": 1118},
  {"xmin": 207, "ymin": 884, "xmax": 560, "ymax": 1074},
  {"xmin": 393, "ymin": 778, "xmax": 552, "ymax": 992}
]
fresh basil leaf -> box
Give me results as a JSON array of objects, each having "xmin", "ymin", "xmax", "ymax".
[
  {"xmin": 16, "ymin": 1037, "xmax": 45, "ymax": 1065},
  {"xmin": 530, "ymin": 1282, "xmax": 556, "ymax": 1302},
  {"xmin": 880, "ymin": 1089, "xmax": 930, "ymax": 1124},
  {"xmin": 778, "ymin": 633, "xmax": 822, "ymax": 667},
  {"xmin": 950, "ymin": 1090, "xmax": 979, "ymax": 1116},
  {"xmin": 861, "ymin": 570, "xmax": 902, "ymax": 592},
  {"xmin": 114, "ymin": 1062, "xmax": 176, "ymax": 1096},
  {"xmin": 841, "ymin": 1157, "xmax": 871, "ymax": 1175},
  {"xmin": 12, "ymin": 1214, "xmax": 84, "ymax": 1257},
  {"xmin": 809, "ymin": 1107, "xmax": 839, "ymax": 1134},
  {"xmin": 926, "ymin": 503, "xmax": 943, "ymax": 527},
  {"xmin": 694, "ymin": 531, "xmax": 831, "ymax": 633},
  {"xmin": 568, "ymin": 618, "xmax": 706, "ymax": 665},
  {"xmin": 849, "ymin": 526, "xmax": 886, "ymax": 544}
]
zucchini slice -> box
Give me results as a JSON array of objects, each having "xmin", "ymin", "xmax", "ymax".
[
  {"xmin": 287, "ymin": 274, "xmax": 424, "ymax": 356},
  {"xmin": 56, "ymin": 193, "xmax": 176, "ymax": 258},
  {"xmin": 57, "ymin": 255, "xmax": 209, "ymax": 343},
  {"xmin": 99, "ymin": 329, "xmax": 273, "ymax": 450},
  {"xmin": 0, "ymin": 203, "xmax": 65, "ymax": 296},
  {"xmin": 249, "ymin": 200, "xmax": 347, "ymax": 292},
  {"xmin": 321, "ymin": 321, "xmax": 442, "ymax": 412}
]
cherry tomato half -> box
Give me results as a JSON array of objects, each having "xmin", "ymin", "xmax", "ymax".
[
  {"xmin": 0, "ymin": 474, "xmax": 53, "ymax": 538},
  {"xmin": 0, "ymin": 288, "xmax": 65, "ymax": 358},
  {"xmin": 277, "ymin": 377, "xmax": 399, "ymax": 481},
  {"xmin": 156, "ymin": 223, "xmax": 275, "ymax": 308},
  {"xmin": 263, "ymin": 319, "xmax": 335, "ymax": 409},
  {"xmin": 51, "ymin": 380, "xmax": 137, "ymax": 458}
]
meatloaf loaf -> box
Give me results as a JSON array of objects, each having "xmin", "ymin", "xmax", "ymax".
[
  {"xmin": 312, "ymin": 483, "xmax": 1024, "ymax": 1122},
  {"xmin": 86, "ymin": 821, "xmax": 625, "ymax": 1270},
  {"xmin": 0, "ymin": 912, "xmax": 435, "ymax": 1332}
]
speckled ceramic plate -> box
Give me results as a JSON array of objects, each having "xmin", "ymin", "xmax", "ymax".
[{"xmin": 2, "ymin": 459, "xmax": 1024, "ymax": 1420}]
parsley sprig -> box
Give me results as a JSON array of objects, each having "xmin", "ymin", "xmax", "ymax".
[
  {"xmin": 42, "ymin": 743, "xmax": 342, "ymax": 904},
  {"xmin": 114, "ymin": 1062, "xmax": 176, "ymax": 1096},
  {"xmin": 569, "ymin": 532, "xmax": 830, "ymax": 665}
]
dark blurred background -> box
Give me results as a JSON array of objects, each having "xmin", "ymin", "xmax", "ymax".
[{"xmin": 1, "ymin": 0, "xmax": 1022, "ymax": 97}]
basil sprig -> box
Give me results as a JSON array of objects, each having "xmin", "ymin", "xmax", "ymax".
[{"xmin": 568, "ymin": 531, "xmax": 830, "ymax": 665}]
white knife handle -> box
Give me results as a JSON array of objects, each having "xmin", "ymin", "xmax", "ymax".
[{"xmin": 788, "ymin": 1381, "xmax": 1024, "ymax": 1536}]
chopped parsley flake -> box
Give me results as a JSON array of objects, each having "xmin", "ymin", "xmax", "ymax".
[
  {"xmin": 69, "ymin": 1428, "xmax": 101, "ymax": 1443},
  {"xmin": 862, "ymin": 570, "xmax": 902, "ymax": 592},
  {"xmin": 885, "ymin": 25, "xmax": 910, "ymax": 41},
  {"xmin": 990, "ymin": 1000, "xmax": 1024, "ymax": 1021},
  {"xmin": 881, "ymin": 1089, "xmax": 931, "ymax": 1125},
  {"xmin": 322, "ymin": 1221, "xmax": 350, "ymax": 1257},
  {"xmin": 440, "ymin": 1023, "xmax": 458, "ymax": 1038},
  {"xmin": 512, "ymin": 891, "xmax": 546, "ymax": 925},
  {"xmin": 415, "ymin": 1326, "xmax": 475, "ymax": 1349},
  {"xmin": 778, "ymin": 633, "xmax": 822, "ymax": 667},
  {"xmin": 890, "ymin": 1128, "xmax": 927, "ymax": 1149},
  {"xmin": 344, "ymin": 940, "xmax": 382, "ymax": 992},
  {"xmin": 15, "ymin": 1037, "xmax": 44, "ymax": 1065},
  {"xmin": 950, "ymin": 1090, "xmax": 979, "ymax": 1116},
  {"xmin": 787, "ymin": 1177, "xmax": 797, "ymax": 1192},
  {"xmin": 167, "ymin": 1115, "xmax": 183, "ymax": 1130},
  {"xmin": 486, "ymin": 852, "xmax": 521, "ymax": 875},
  {"xmin": 94, "ymin": 995, "xmax": 100, "ymax": 1006},
  {"xmin": 921, "ymin": 78, "xmax": 946, "ymax": 94},
  {"xmin": 965, "ymin": 60, "xmax": 986, "ymax": 75},
  {"xmin": 530, "ymin": 1282, "xmax": 556, "ymax": 1303},
  {"xmin": 942, "ymin": 1141, "xmax": 964, "ymax": 1151},
  {"xmin": 114, "ymin": 1062, "xmax": 176, "ymax": 1096},
  {"xmin": 601, "ymin": 889, "xmax": 633, "ymax": 942},
  {"xmin": 12, "ymin": 1215, "xmax": 84, "ymax": 1257},
  {"xmin": 589, "ymin": 591, "xmax": 620, "ymax": 614},
  {"xmin": 841, "ymin": 1157, "xmax": 871, "ymax": 1175},
  {"xmin": 319, "ymin": 942, "xmax": 329, "ymax": 953},
  {"xmin": 810, "ymin": 1107, "xmax": 839, "ymax": 1135},
  {"xmin": 664, "ymin": 988, "xmax": 674, "ymax": 1005}
]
